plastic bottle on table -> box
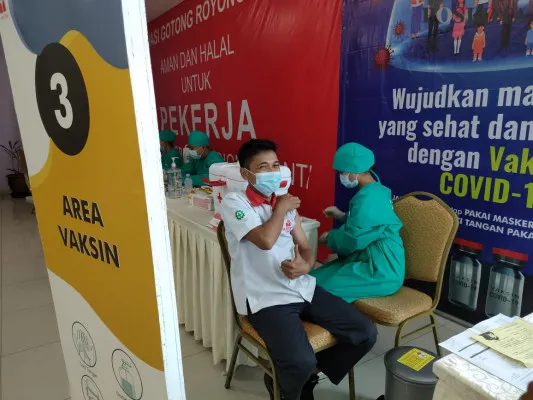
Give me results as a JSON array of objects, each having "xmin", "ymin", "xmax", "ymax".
[
  {"xmin": 184, "ymin": 174, "xmax": 193, "ymax": 194},
  {"xmin": 166, "ymin": 158, "xmax": 182, "ymax": 199}
]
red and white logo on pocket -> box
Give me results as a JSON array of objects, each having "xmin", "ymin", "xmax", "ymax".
[
  {"xmin": 0, "ymin": 0, "xmax": 7, "ymax": 16},
  {"xmin": 283, "ymin": 219, "xmax": 292, "ymax": 233}
]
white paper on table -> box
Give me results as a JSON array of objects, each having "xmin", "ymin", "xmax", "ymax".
[{"xmin": 440, "ymin": 314, "xmax": 533, "ymax": 392}]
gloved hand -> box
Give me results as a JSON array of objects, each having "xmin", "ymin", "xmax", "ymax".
[
  {"xmin": 323, "ymin": 206, "xmax": 346, "ymax": 220},
  {"xmin": 323, "ymin": 253, "xmax": 338, "ymax": 263},
  {"xmin": 318, "ymin": 231, "xmax": 329, "ymax": 245}
]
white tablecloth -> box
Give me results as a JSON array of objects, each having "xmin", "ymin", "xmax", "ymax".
[
  {"xmin": 432, "ymin": 314, "xmax": 533, "ymax": 400},
  {"xmin": 167, "ymin": 197, "xmax": 238, "ymax": 366}
]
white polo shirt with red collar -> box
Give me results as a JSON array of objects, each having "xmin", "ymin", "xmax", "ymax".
[{"xmin": 220, "ymin": 187, "xmax": 316, "ymax": 315}]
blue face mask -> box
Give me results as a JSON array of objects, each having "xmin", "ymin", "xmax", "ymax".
[
  {"xmin": 252, "ymin": 171, "xmax": 282, "ymax": 196},
  {"xmin": 189, "ymin": 149, "xmax": 201, "ymax": 160},
  {"xmin": 340, "ymin": 173, "xmax": 359, "ymax": 189}
]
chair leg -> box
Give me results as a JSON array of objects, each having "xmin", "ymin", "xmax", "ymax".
[
  {"xmin": 273, "ymin": 371, "xmax": 281, "ymax": 400},
  {"xmin": 265, "ymin": 355, "xmax": 281, "ymax": 400},
  {"xmin": 394, "ymin": 320, "xmax": 408, "ymax": 348},
  {"xmin": 429, "ymin": 314, "xmax": 442, "ymax": 356},
  {"xmin": 225, "ymin": 334, "xmax": 242, "ymax": 389},
  {"xmin": 348, "ymin": 367, "xmax": 356, "ymax": 400}
]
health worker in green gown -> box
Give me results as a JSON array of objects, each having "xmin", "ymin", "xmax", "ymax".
[
  {"xmin": 160, "ymin": 130, "xmax": 183, "ymax": 171},
  {"xmin": 183, "ymin": 130, "xmax": 224, "ymax": 187},
  {"xmin": 310, "ymin": 142, "xmax": 405, "ymax": 303}
]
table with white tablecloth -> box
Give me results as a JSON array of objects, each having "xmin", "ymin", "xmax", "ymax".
[
  {"xmin": 167, "ymin": 197, "xmax": 235, "ymax": 366},
  {"xmin": 166, "ymin": 197, "xmax": 319, "ymax": 367},
  {"xmin": 432, "ymin": 314, "xmax": 533, "ymax": 400}
]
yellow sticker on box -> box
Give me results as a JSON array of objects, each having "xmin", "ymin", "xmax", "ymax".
[{"xmin": 397, "ymin": 348, "xmax": 435, "ymax": 371}]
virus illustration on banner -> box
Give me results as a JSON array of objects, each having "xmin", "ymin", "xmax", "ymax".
[
  {"xmin": 374, "ymin": 45, "xmax": 393, "ymax": 70},
  {"xmin": 394, "ymin": 21, "xmax": 405, "ymax": 38}
]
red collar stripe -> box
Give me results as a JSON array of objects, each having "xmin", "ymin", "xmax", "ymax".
[{"xmin": 246, "ymin": 186, "xmax": 277, "ymax": 208}]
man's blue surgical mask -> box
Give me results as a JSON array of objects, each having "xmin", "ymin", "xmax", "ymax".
[
  {"xmin": 340, "ymin": 173, "xmax": 359, "ymax": 189},
  {"xmin": 189, "ymin": 149, "xmax": 201, "ymax": 160},
  {"xmin": 251, "ymin": 171, "xmax": 282, "ymax": 196}
]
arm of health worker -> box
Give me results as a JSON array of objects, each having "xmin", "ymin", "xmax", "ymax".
[
  {"xmin": 327, "ymin": 223, "xmax": 385, "ymax": 257},
  {"xmin": 189, "ymin": 173, "xmax": 208, "ymax": 187},
  {"xmin": 182, "ymin": 160, "xmax": 195, "ymax": 175}
]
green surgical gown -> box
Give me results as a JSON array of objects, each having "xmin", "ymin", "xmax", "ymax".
[
  {"xmin": 182, "ymin": 150, "xmax": 224, "ymax": 187},
  {"xmin": 161, "ymin": 148, "xmax": 182, "ymax": 171},
  {"xmin": 311, "ymin": 182, "xmax": 405, "ymax": 303}
]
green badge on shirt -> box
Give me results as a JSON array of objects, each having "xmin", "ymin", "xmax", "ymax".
[{"xmin": 235, "ymin": 210, "xmax": 245, "ymax": 220}]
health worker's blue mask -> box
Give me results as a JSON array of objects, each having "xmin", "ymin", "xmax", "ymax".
[
  {"xmin": 251, "ymin": 171, "xmax": 281, "ymax": 196},
  {"xmin": 340, "ymin": 173, "xmax": 359, "ymax": 189},
  {"xmin": 189, "ymin": 149, "xmax": 201, "ymax": 160}
]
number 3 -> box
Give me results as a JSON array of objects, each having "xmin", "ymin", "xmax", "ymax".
[{"xmin": 50, "ymin": 72, "xmax": 73, "ymax": 130}]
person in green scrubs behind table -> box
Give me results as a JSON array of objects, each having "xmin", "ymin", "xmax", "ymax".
[
  {"xmin": 310, "ymin": 142, "xmax": 405, "ymax": 303},
  {"xmin": 160, "ymin": 130, "xmax": 182, "ymax": 171},
  {"xmin": 183, "ymin": 130, "xmax": 224, "ymax": 187}
]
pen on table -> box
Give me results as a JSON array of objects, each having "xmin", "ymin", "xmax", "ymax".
[
  {"xmin": 470, "ymin": 347, "xmax": 490, "ymax": 359},
  {"xmin": 459, "ymin": 342, "xmax": 479, "ymax": 353}
]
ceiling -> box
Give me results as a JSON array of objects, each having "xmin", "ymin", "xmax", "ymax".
[{"xmin": 145, "ymin": 0, "xmax": 185, "ymax": 22}]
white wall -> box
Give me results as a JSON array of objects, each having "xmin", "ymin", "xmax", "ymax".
[{"xmin": 0, "ymin": 37, "xmax": 21, "ymax": 195}]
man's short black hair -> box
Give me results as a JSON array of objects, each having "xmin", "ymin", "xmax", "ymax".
[{"xmin": 238, "ymin": 139, "xmax": 278, "ymax": 169}]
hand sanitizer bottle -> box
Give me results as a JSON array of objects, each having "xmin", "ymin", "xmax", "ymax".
[{"xmin": 166, "ymin": 158, "xmax": 182, "ymax": 199}]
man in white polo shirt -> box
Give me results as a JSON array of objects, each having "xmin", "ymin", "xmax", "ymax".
[{"xmin": 220, "ymin": 139, "xmax": 377, "ymax": 400}]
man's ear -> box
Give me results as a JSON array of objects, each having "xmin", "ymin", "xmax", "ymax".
[{"xmin": 240, "ymin": 168, "xmax": 254, "ymax": 184}]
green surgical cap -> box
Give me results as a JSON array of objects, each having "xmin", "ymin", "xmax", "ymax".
[
  {"xmin": 333, "ymin": 142, "xmax": 375, "ymax": 174},
  {"xmin": 188, "ymin": 130, "xmax": 209, "ymax": 147},
  {"xmin": 159, "ymin": 130, "xmax": 176, "ymax": 142}
]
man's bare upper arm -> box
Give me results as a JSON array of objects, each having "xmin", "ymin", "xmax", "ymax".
[
  {"xmin": 243, "ymin": 226, "xmax": 271, "ymax": 251},
  {"xmin": 291, "ymin": 214, "xmax": 311, "ymax": 251}
]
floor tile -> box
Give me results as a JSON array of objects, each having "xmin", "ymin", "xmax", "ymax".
[
  {"xmin": 371, "ymin": 315, "xmax": 446, "ymax": 355},
  {"xmin": 1, "ymin": 342, "xmax": 69, "ymax": 400},
  {"xmin": 406, "ymin": 325, "xmax": 463, "ymax": 357},
  {"xmin": 315, "ymin": 355, "xmax": 387, "ymax": 400},
  {"xmin": 180, "ymin": 327, "xmax": 207, "ymax": 358},
  {"xmin": 2, "ymin": 277, "xmax": 53, "ymax": 313},
  {"xmin": 444, "ymin": 319, "xmax": 470, "ymax": 333},
  {"xmin": 183, "ymin": 351, "xmax": 267, "ymax": 400},
  {"xmin": 1, "ymin": 233, "xmax": 43, "ymax": 265},
  {"xmin": 2, "ymin": 303, "xmax": 60, "ymax": 355},
  {"xmin": 358, "ymin": 350, "xmax": 379, "ymax": 366},
  {"xmin": 1, "ymin": 256, "xmax": 48, "ymax": 286}
]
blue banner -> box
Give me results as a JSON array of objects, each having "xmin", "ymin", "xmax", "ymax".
[{"xmin": 339, "ymin": 0, "xmax": 533, "ymax": 323}]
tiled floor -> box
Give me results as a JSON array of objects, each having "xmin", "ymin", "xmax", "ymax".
[
  {"xmin": 179, "ymin": 317, "xmax": 466, "ymax": 400},
  {"xmin": 0, "ymin": 199, "xmax": 70, "ymax": 400},
  {"xmin": 0, "ymin": 197, "xmax": 467, "ymax": 400}
]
